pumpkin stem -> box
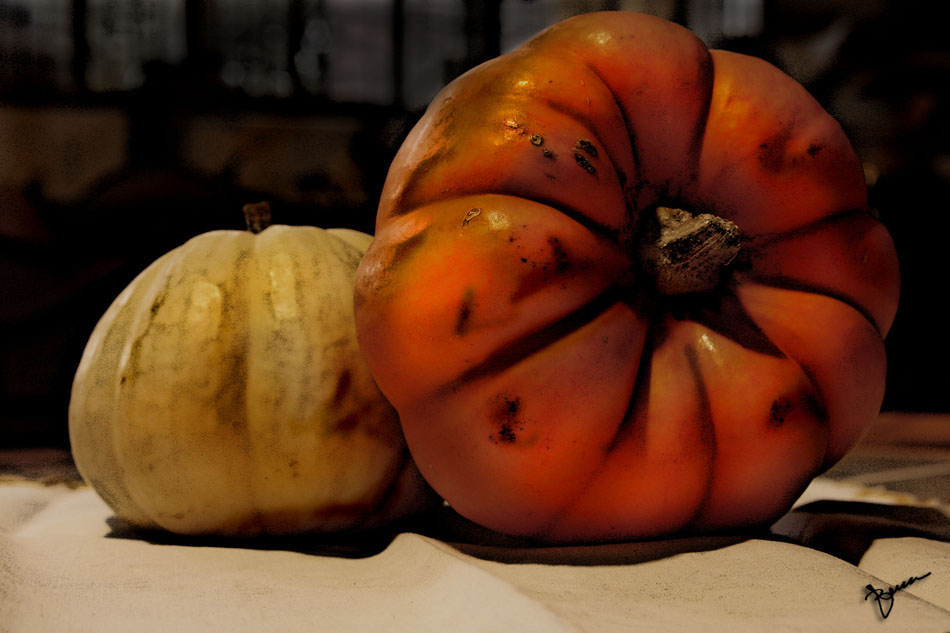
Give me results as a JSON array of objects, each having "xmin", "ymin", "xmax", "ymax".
[
  {"xmin": 243, "ymin": 201, "xmax": 273, "ymax": 234},
  {"xmin": 639, "ymin": 206, "xmax": 740, "ymax": 295}
]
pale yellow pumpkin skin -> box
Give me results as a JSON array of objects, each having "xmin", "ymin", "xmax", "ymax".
[{"xmin": 69, "ymin": 224, "xmax": 436, "ymax": 535}]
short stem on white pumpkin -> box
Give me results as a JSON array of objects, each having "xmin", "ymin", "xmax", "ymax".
[
  {"xmin": 243, "ymin": 201, "xmax": 273, "ymax": 234},
  {"xmin": 639, "ymin": 206, "xmax": 741, "ymax": 295}
]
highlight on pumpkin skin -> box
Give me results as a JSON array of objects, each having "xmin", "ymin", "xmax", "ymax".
[{"xmin": 354, "ymin": 10, "xmax": 900, "ymax": 543}]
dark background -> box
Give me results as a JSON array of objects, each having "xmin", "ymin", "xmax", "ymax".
[{"xmin": 1, "ymin": 0, "xmax": 947, "ymax": 448}]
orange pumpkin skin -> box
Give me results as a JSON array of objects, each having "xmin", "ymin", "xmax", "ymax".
[{"xmin": 354, "ymin": 12, "xmax": 900, "ymax": 542}]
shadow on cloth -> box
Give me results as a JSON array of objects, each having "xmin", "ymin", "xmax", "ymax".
[
  {"xmin": 414, "ymin": 504, "xmax": 760, "ymax": 566},
  {"xmin": 104, "ymin": 514, "xmax": 415, "ymax": 559},
  {"xmin": 105, "ymin": 499, "xmax": 950, "ymax": 567},
  {"xmin": 770, "ymin": 500, "xmax": 950, "ymax": 565},
  {"xmin": 104, "ymin": 503, "xmax": 756, "ymax": 565}
]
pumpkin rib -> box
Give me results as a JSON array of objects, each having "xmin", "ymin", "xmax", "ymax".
[
  {"xmin": 742, "ymin": 207, "xmax": 874, "ymax": 246},
  {"xmin": 690, "ymin": 49, "xmax": 869, "ymax": 236},
  {"xmin": 739, "ymin": 207, "xmax": 899, "ymax": 336},
  {"xmin": 530, "ymin": 329, "xmax": 659, "ymax": 542},
  {"xmin": 603, "ymin": 327, "xmax": 656, "ymax": 457},
  {"xmin": 737, "ymin": 272, "xmax": 882, "ymax": 340},
  {"xmin": 574, "ymin": 57, "xmax": 646, "ymax": 217},
  {"xmin": 533, "ymin": 57, "xmax": 642, "ymax": 207},
  {"xmin": 575, "ymin": 53, "xmax": 705, "ymax": 213},
  {"xmin": 412, "ymin": 191, "xmax": 623, "ymax": 245},
  {"xmin": 71, "ymin": 253, "xmax": 179, "ymax": 530},
  {"xmin": 516, "ymin": 195, "xmax": 620, "ymax": 243},
  {"xmin": 436, "ymin": 284, "xmax": 627, "ymax": 397},
  {"xmin": 539, "ymin": 325, "xmax": 722, "ymax": 543},
  {"xmin": 736, "ymin": 282, "xmax": 885, "ymax": 469},
  {"xmin": 675, "ymin": 342, "xmax": 720, "ymax": 531},
  {"xmin": 114, "ymin": 247, "xmax": 190, "ymax": 527},
  {"xmin": 246, "ymin": 226, "xmax": 409, "ymax": 533}
]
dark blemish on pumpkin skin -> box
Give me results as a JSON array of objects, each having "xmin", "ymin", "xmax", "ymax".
[
  {"xmin": 530, "ymin": 133, "xmax": 544, "ymax": 146},
  {"xmin": 575, "ymin": 139, "xmax": 598, "ymax": 157},
  {"xmin": 497, "ymin": 423, "xmax": 517, "ymax": 443},
  {"xmin": 462, "ymin": 207, "xmax": 482, "ymax": 227},
  {"xmin": 542, "ymin": 148, "xmax": 556, "ymax": 160},
  {"xmin": 490, "ymin": 395, "xmax": 523, "ymax": 444},
  {"xmin": 455, "ymin": 287, "xmax": 476, "ymax": 336},
  {"xmin": 149, "ymin": 293, "xmax": 166, "ymax": 316},
  {"xmin": 757, "ymin": 130, "xmax": 793, "ymax": 172},
  {"xmin": 769, "ymin": 398, "xmax": 794, "ymax": 427},
  {"xmin": 574, "ymin": 152, "xmax": 596, "ymax": 174},
  {"xmin": 549, "ymin": 236, "xmax": 570, "ymax": 273},
  {"xmin": 807, "ymin": 144, "xmax": 823, "ymax": 157}
]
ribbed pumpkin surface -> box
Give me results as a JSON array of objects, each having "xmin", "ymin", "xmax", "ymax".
[
  {"xmin": 70, "ymin": 225, "xmax": 434, "ymax": 535},
  {"xmin": 354, "ymin": 12, "xmax": 900, "ymax": 542}
]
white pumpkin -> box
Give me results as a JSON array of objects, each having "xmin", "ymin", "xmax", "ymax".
[{"xmin": 69, "ymin": 205, "xmax": 436, "ymax": 535}]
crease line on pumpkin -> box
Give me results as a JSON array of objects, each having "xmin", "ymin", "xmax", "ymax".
[
  {"xmin": 435, "ymin": 286, "xmax": 626, "ymax": 396},
  {"xmin": 602, "ymin": 325, "xmax": 655, "ymax": 457},
  {"xmin": 736, "ymin": 272, "xmax": 882, "ymax": 340},
  {"xmin": 678, "ymin": 342, "xmax": 719, "ymax": 531},
  {"xmin": 529, "ymin": 329, "xmax": 654, "ymax": 543},
  {"xmin": 687, "ymin": 43, "xmax": 716, "ymax": 190},
  {"xmin": 576, "ymin": 59, "xmax": 642, "ymax": 192},
  {"xmin": 415, "ymin": 190, "xmax": 623, "ymax": 244},
  {"xmin": 741, "ymin": 207, "xmax": 877, "ymax": 251},
  {"xmin": 385, "ymin": 145, "xmax": 457, "ymax": 217},
  {"xmin": 737, "ymin": 206, "xmax": 888, "ymax": 338},
  {"xmin": 219, "ymin": 239, "xmax": 258, "ymax": 527},
  {"xmin": 577, "ymin": 42, "xmax": 715, "ymax": 208},
  {"xmin": 511, "ymin": 192, "xmax": 622, "ymax": 243}
]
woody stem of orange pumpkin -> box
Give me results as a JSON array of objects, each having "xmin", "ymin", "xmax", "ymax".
[
  {"xmin": 639, "ymin": 206, "xmax": 741, "ymax": 295},
  {"xmin": 243, "ymin": 201, "xmax": 273, "ymax": 234}
]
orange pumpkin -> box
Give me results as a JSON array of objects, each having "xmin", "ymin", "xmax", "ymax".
[{"xmin": 354, "ymin": 12, "xmax": 900, "ymax": 542}]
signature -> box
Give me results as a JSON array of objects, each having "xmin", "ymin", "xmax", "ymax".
[{"xmin": 864, "ymin": 572, "xmax": 932, "ymax": 619}]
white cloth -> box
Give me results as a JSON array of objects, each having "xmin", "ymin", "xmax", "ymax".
[{"xmin": 1, "ymin": 476, "xmax": 948, "ymax": 632}]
